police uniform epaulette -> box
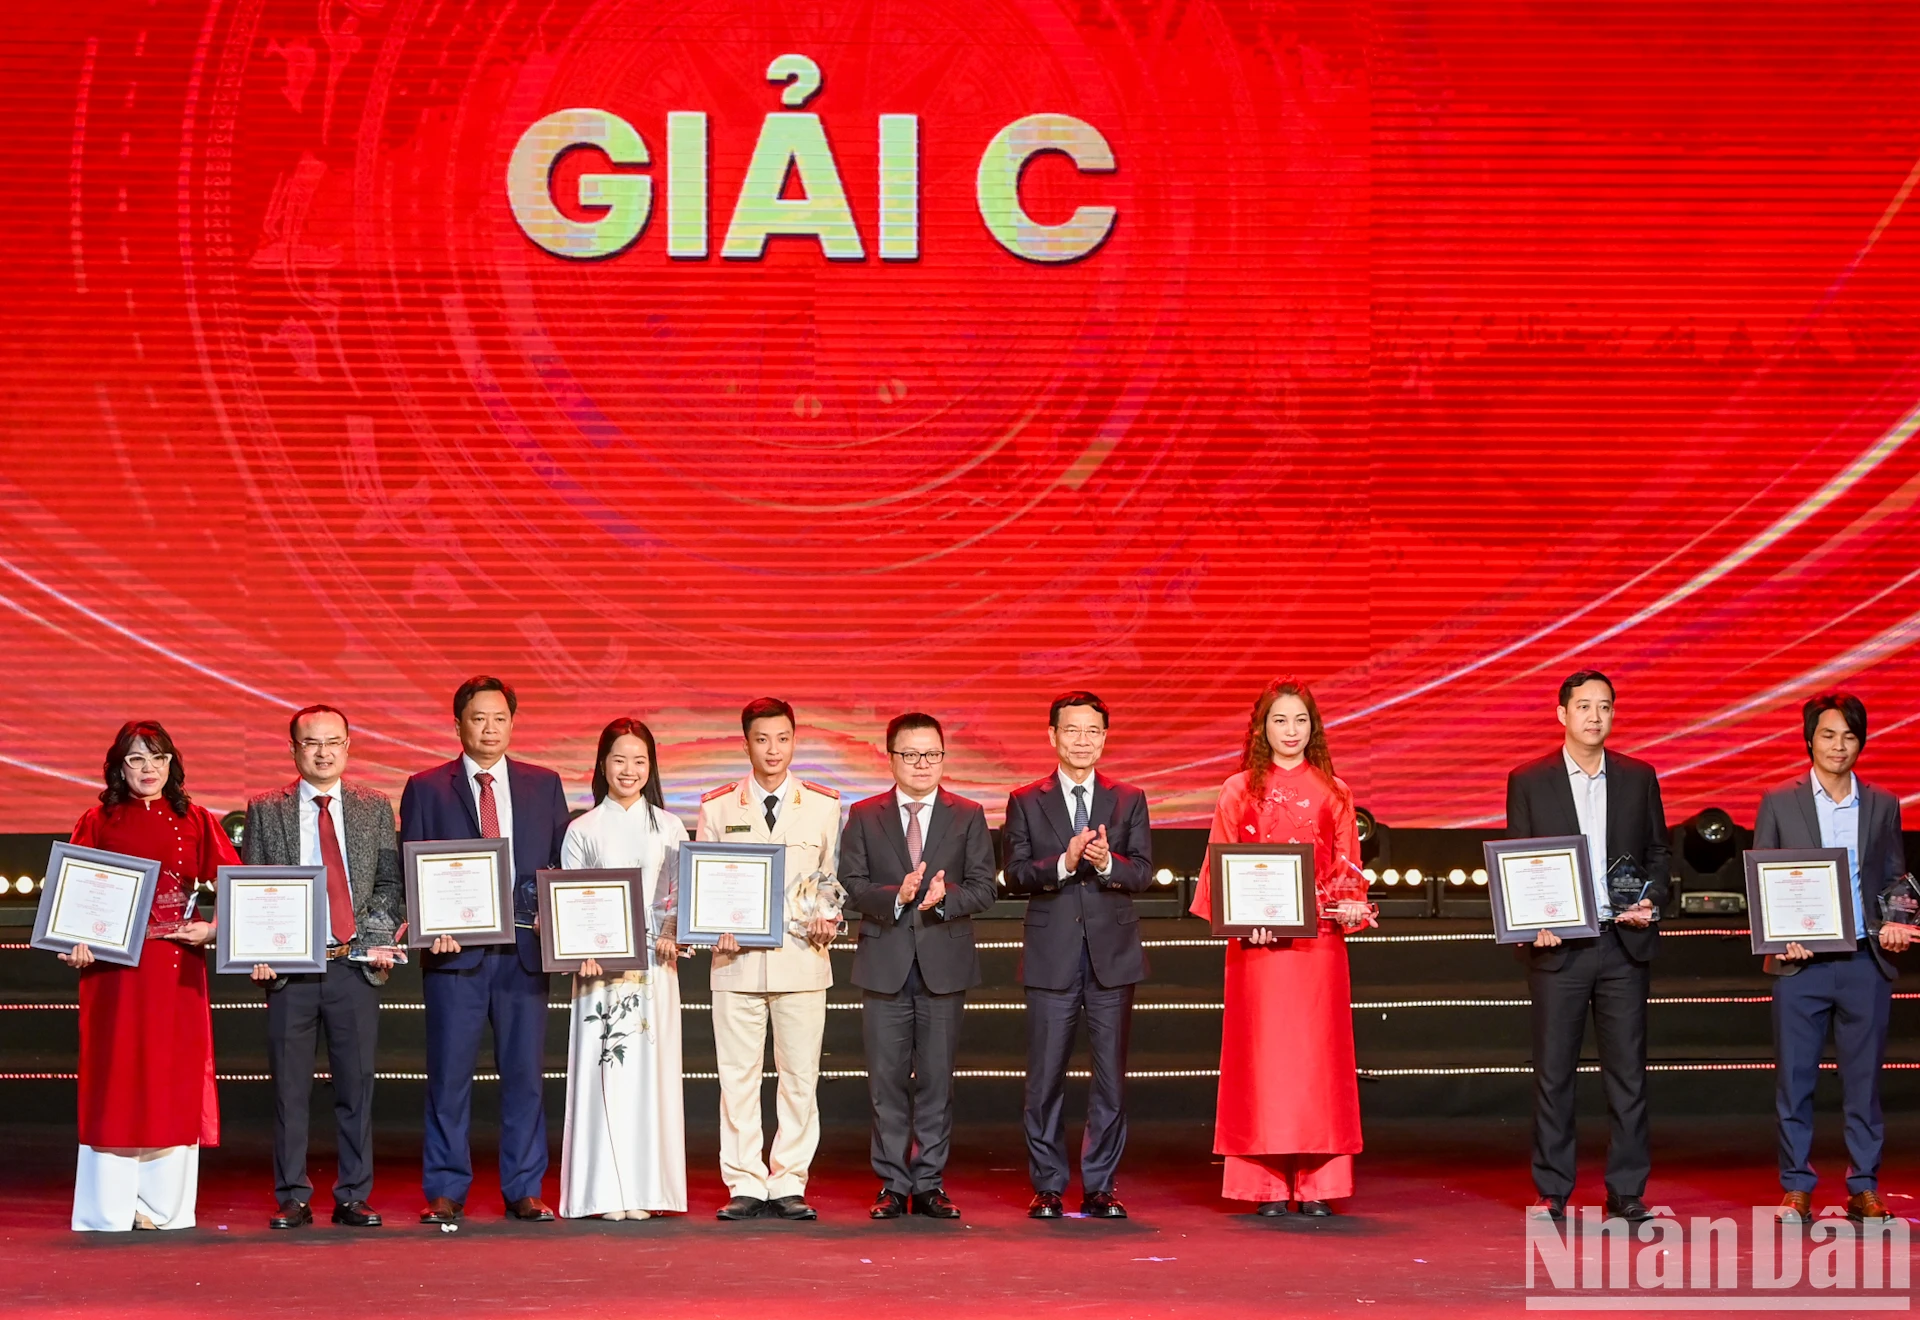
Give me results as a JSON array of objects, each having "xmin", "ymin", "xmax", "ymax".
[
  {"xmin": 800, "ymin": 780, "xmax": 840, "ymax": 800},
  {"xmin": 701, "ymin": 781, "xmax": 737, "ymax": 803}
]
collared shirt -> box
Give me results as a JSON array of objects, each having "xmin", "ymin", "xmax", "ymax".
[
  {"xmin": 298, "ymin": 777, "xmax": 351, "ymax": 943},
  {"xmin": 1563, "ymin": 748, "xmax": 1611, "ymax": 920},
  {"xmin": 1811, "ymin": 769, "xmax": 1865, "ymax": 937},
  {"xmin": 461, "ymin": 753, "xmax": 515, "ymax": 847},
  {"xmin": 754, "ymin": 775, "xmax": 792, "ymax": 828},
  {"xmin": 1056, "ymin": 767, "xmax": 1114, "ymax": 879},
  {"xmin": 895, "ymin": 786, "xmax": 939, "ymax": 917}
]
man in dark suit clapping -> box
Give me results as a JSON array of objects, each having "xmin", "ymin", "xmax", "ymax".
[
  {"xmin": 245, "ymin": 704, "xmax": 403, "ymax": 1231},
  {"xmin": 1507, "ymin": 669, "xmax": 1669, "ymax": 1225},
  {"xmin": 839, "ymin": 713, "xmax": 998, "ymax": 1221},
  {"xmin": 1754, "ymin": 693, "xmax": 1911, "ymax": 1224},
  {"xmin": 1003, "ymin": 691, "xmax": 1154, "ymax": 1220},
  {"xmin": 401, "ymin": 676, "xmax": 571, "ymax": 1226}
]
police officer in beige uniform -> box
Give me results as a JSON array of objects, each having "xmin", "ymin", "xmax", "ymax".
[{"xmin": 698, "ymin": 697, "xmax": 843, "ymax": 1221}]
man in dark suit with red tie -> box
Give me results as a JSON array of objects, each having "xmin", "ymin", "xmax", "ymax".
[
  {"xmin": 1003, "ymin": 691, "xmax": 1154, "ymax": 1220},
  {"xmin": 400, "ymin": 676, "xmax": 571, "ymax": 1226},
  {"xmin": 1506, "ymin": 670, "xmax": 1669, "ymax": 1225},
  {"xmin": 839, "ymin": 712, "xmax": 999, "ymax": 1221}
]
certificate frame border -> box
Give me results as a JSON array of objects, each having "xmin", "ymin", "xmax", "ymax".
[
  {"xmin": 676, "ymin": 841, "xmax": 786, "ymax": 949},
  {"xmin": 536, "ymin": 867, "xmax": 649, "ymax": 974},
  {"xmin": 1484, "ymin": 835, "xmax": 1602, "ymax": 945},
  {"xmin": 29, "ymin": 842, "xmax": 164, "ymax": 968},
  {"xmin": 214, "ymin": 865, "xmax": 328, "ymax": 974},
  {"xmin": 402, "ymin": 837, "xmax": 515, "ymax": 948},
  {"xmin": 1206, "ymin": 843, "xmax": 1317, "ymax": 939},
  {"xmin": 1743, "ymin": 848, "xmax": 1858, "ymax": 955}
]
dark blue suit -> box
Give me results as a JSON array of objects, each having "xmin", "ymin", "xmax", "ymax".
[
  {"xmin": 1755, "ymin": 773, "xmax": 1907, "ymax": 1194},
  {"xmin": 400, "ymin": 756, "xmax": 570, "ymax": 1206}
]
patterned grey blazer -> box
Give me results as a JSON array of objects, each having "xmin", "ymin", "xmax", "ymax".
[{"xmin": 243, "ymin": 780, "xmax": 404, "ymax": 985}]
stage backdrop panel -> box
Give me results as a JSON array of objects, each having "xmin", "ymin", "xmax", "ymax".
[{"xmin": 1, "ymin": 2, "xmax": 1917, "ymax": 829}]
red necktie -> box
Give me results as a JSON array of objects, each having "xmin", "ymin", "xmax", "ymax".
[
  {"xmin": 313, "ymin": 794, "xmax": 356, "ymax": 943},
  {"xmin": 905, "ymin": 802, "xmax": 925, "ymax": 867},
  {"xmin": 476, "ymin": 771, "xmax": 501, "ymax": 838}
]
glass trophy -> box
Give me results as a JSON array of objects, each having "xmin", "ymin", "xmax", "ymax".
[
  {"xmin": 1879, "ymin": 874, "xmax": 1920, "ymax": 928},
  {"xmin": 1604, "ymin": 855, "xmax": 1652, "ymax": 920},
  {"xmin": 1319, "ymin": 855, "xmax": 1379, "ymax": 928},
  {"xmin": 146, "ymin": 886, "xmax": 196, "ymax": 938}
]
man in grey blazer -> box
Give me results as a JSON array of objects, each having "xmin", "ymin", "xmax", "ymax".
[
  {"xmin": 839, "ymin": 712, "xmax": 998, "ymax": 1220},
  {"xmin": 1754, "ymin": 692, "xmax": 1911, "ymax": 1224},
  {"xmin": 244, "ymin": 704, "xmax": 404, "ymax": 1230}
]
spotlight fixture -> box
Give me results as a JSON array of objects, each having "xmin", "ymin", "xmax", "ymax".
[
  {"xmin": 1404, "ymin": 868, "xmax": 1423, "ymax": 884},
  {"xmin": 1153, "ymin": 868, "xmax": 1175, "ymax": 887},
  {"xmin": 1471, "ymin": 868, "xmax": 1489, "ymax": 886},
  {"xmin": 1354, "ymin": 806, "xmax": 1386, "ymax": 863},
  {"xmin": 995, "ymin": 870, "xmax": 1006, "ymax": 888},
  {"xmin": 1381, "ymin": 869, "xmax": 1401, "ymax": 886},
  {"xmin": 1447, "ymin": 868, "xmax": 1467, "ymax": 886},
  {"xmin": 220, "ymin": 810, "xmax": 247, "ymax": 848},
  {"xmin": 15, "ymin": 876, "xmax": 34, "ymax": 895},
  {"xmin": 1362, "ymin": 868, "xmax": 1378, "ymax": 884},
  {"xmin": 1682, "ymin": 807, "xmax": 1739, "ymax": 876}
]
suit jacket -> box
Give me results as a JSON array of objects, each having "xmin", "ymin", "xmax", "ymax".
[
  {"xmin": 1506, "ymin": 748, "xmax": 1671, "ymax": 970},
  {"xmin": 1002, "ymin": 771, "xmax": 1154, "ymax": 990},
  {"xmin": 696, "ymin": 777, "xmax": 843, "ymax": 993},
  {"xmin": 1754, "ymin": 773, "xmax": 1907, "ymax": 980},
  {"xmin": 243, "ymin": 780, "xmax": 404, "ymax": 986},
  {"xmin": 839, "ymin": 788, "xmax": 999, "ymax": 995},
  {"xmin": 398, "ymin": 755, "xmax": 570, "ymax": 977}
]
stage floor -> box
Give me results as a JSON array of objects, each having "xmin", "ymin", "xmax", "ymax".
[{"xmin": 2, "ymin": 1115, "xmax": 1913, "ymax": 1318}]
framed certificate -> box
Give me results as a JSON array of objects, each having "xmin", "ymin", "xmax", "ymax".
[
  {"xmin": 403, "ymin": 838, "xmax": 514, "ymax": 947},
  {"xmin": 536, "ymin": 868, "xmax": 648, "ymax": 973},
  {"xmin": 1484, "ymin": 836, "xmax": 1602, "ymax": 944},
  {"xmin": 1744, "ymin": 848, "xmax": 1857, "ymax": 955},
  {"xmin": 214, "ymin": 866, "xmax": 328, "ymax": 974},
  {"xmin": 676, "ymin": 841, "xmax": 786, "ymax": 949},
  {"xmin": 1206, "ymin": 843, "xmax": 1316, "ymax": 939},
  {"xmin": 30, "ymin": 843, "xmax": 164, "ymax": 968}
]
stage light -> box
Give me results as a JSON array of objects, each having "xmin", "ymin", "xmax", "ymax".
[
  {"xmin": 996, "ymin": 870, "xmax": 1006, "ymax": 888},
  {"xmin": 1154, "ymin": 868, "xmax": 1175, "ymax": 886},
  {"xmin": 1354, "ymin": 806, "xmax": 1385, "ymax": 863},
  {"xmin": 1362, "ymin": 868, "xmax": 1377, "ymax": 884},
  {"xmin": 1354, "ymin": 807, "xmax": 1375, "ymax": 842},
  {"xmin": 1404, "ymin": 868, "xmax": 1423, "ymax": 884},
  {"xmin": 1381, "ymin": 869, "xmax": 1400, "ymax": 886},
  {"xmin": 1448, "ymin": 868, "xmax": 1467, "ymax": 886},
  {"xmin": 1682, "ymin": 807, "xmax": 1739, "ymax": 876},
  {"xmin": 15, "ymin": 876, "xmax": 34, "ymax": 895},
  {"xmin": 1471, "ymin": 868, "xmax": 1488, "ymax": 886},
  {"xmin": 220, "ymin": 810, "xmax": 247, "ymax": 848}
]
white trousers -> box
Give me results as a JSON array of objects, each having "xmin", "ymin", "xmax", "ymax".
[
  {"xmin": 711, "ymin": 988, "xmax": 826, "ymax": 1199},
  {"xmin": 72, "ymin": 1144, "xmax": 199, "ymax": 1231}
]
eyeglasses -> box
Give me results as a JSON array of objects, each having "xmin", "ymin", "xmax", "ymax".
[
  {"xmin": 1055, "ymin": 725, "xmax": 1107, "ymax": 741},
  {"xmin": 295, "ymin": 738, "xmax": 348, "ymax": 753},
  {"xmin": 889, "ymin": 750, "xmax": 947, "ymax": 766},
  {"xmin": 123, "ymin": 753, "xmax": 173, "ymax": 772}
]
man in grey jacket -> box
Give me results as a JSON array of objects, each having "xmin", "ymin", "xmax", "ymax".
[{"xmin": 244, "ymin": 704, "xmax": 404, "ymax": 1230}]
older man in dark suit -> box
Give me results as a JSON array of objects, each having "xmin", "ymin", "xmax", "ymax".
[
  {"xmin": 401, "ymin": 676, "xmax": 571, "ymax": 1226},
  {"xmin": 840, "ymin": 712, "xmax": 998, "ymax": 1221},
  {"xmin": 245, "ymin": 704, "xmax": 404, "ymax": 1230},
  {"xmin": 1507, "ymin": 669, "xmax": 1669, "ymax": 1225},
  {"xmin": 1755, "ymin": 692, "xmax": 1911, "ymax": 1224},
  {"xmin": 1003, "ymin": 690, "xmax": 1154, "ymax": 1220}
]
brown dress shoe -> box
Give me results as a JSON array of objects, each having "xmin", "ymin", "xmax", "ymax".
[
  {"xmin": 1848, "ymin": 1189, "xmax": 1890, "ymax": 1222},
  {"xmin": 506, "ymin": 1196, "xmax": 556, "ymax": 1222},
  {"xmin": 420, "ymin": 1197, "xmax": 463, "ymax": 1225},
  {"xmin": 1777, "ymin": 1191, "xmax": 1811, "ymax": 1223}
]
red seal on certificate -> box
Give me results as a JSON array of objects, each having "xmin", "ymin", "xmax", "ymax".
[
  {"xmin": 1544, "ymin": 902, "xmax": 1562, "ymax": 919},
  {"xmin": 461, "ymin": 906, "xmax": 476, "ymax": 922},
  {"xmin": 1801, "ymin": 915, "xmax": 1818, "ymax": 931},
  {"xmin": 273, "ymin": 931, "xmax": 289, "ymax": 948},
  {"xmin": 594, "ymin": 932, "xmax": 610, "ymax": 949},
  {"xmin": 92, "ymin": 919, "xmax": 108, "ymax": 936},
  {"xmin": 729, "ymin": 907, "xmax": 749, "ymax": 924}
]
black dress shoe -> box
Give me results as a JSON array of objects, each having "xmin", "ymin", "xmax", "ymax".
[
  {"xmin": 1255, "ymin": 1201, "xmax": 1290, "ymax": 1217},
  {"xmin": 420, "ymin": 1197, "xmax": 463, "ymax": 1225},
  {"xmin": 716, "ymin": 1195, "xmax": 767, "ymax": 1221},
  {"xmin": 331, "ymin": 1200, "xmax": 382, "ymax": 1227},
  {"xmin": 1297, "ymin": 1200, "xmax": 1333, "ymax": 1217},
  {"xmin": 912, "ymin": 1190, "xmax": 961, "ymax": 1219},
  {"xmin": 870, "ymin": 1189, "xmax": 908, "ymax": 1220},
  {"xmin": 1605, "ymin": 1194, "xmax": 1652, "ymax": 1223},
  {"xmin": 269, "ymin": 1200, "xmax": 312, "ymax": 1230},
  {"xmin": 1028, "ymin": 1190, "xmax": 1065, "ymax": 1219},
  {"xmin": 1530, "ymin": 1195, "xmax": 1568, "ymax": 1221},
  {"xmin": 768, "ymin": 1195, "xmax": 818, "ymax": 1221},
  {"xmin": 1080, "ymin": 1190, "xmax": 1128, "ymax": 1219}
]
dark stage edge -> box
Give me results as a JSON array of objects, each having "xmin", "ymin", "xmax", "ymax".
[{"xmin": 2, "ymin": 1116, "xmax": 1916, "ymax": 1318}]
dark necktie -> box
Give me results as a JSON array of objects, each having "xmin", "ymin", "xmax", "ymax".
[
  {"xmin": 313, "ymin": 794, "xmax": 356, "ymax": 942},
  {"xmin": 1071, "ymin": 784, "xmax": 1089, "ymax": 833},
  {"xmin": 476, "ymin": 771, "xmax": 501, "ymax": 838},
  {"xmin": 905, "ymin": 801, "xmax": 925, "ymax": 867},
  {"xmin": 764, "ymin": 793, "xmax": 779, "ymax": 831}
]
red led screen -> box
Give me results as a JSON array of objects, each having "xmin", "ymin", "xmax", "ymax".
[{"xmin": 1, "ymin": 2, "xmax": 1917, "ymax": 829}]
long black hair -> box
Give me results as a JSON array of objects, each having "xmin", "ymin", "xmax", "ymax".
[
  {"xmin": 589, "ymin": 717, "xmax": 665, "ymax": 810},
  {"xmin": 100, "ymin": 720, "xmax": 192, "ymax": 817}
]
